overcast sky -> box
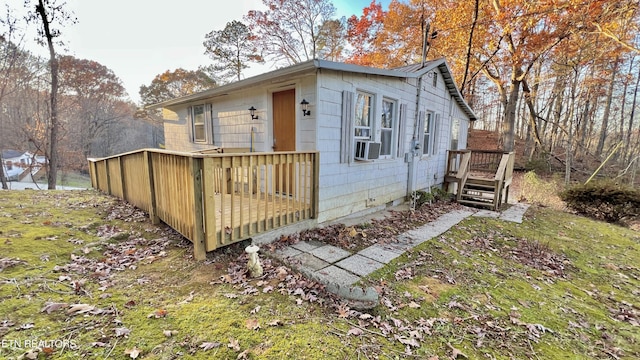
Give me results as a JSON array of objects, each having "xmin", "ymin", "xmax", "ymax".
[{"xmin": 5, "ymin": 0, "xmax": 391, "ymax": 105}]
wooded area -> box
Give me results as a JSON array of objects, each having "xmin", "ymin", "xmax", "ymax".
[{"xmin": 1, "ymin": 0, "xmax": 639, "ymax": 188}]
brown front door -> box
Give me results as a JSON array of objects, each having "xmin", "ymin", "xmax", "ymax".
[{"xmin": 272, "ymin": 89, "xmax": 296, "ymax": 194}]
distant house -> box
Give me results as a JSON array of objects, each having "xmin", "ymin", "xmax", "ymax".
[
  {"xmin": 150, "ymin": 58, "xmax": 476, "ymax": 223},
  {"xmin": 1, "ymin": 150, "xmax": 44, "ymax": 182}
]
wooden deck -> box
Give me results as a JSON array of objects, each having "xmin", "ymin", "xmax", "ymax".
[
  {"xmin": 210, "ymin": 191, "xmax": 310, "ymax": 248},
  {"xmin": 88, "ymin": 149, "xmax": 319, "ymax": 260}
]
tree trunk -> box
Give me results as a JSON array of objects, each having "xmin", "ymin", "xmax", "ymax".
[
  {"xmin": 625, "ymin": 61, "xmax": 640, "ymax": 164},
  {"xmin": 36, "ymin": 0, "xmax": 59, "ymax": 190},
  {"xmin": 596, "ymin": 61, "xmax": 618, "ymax": 155},
  {"xmin": 502, "ymin": 78, "xmax": 521, "ymax": 152},
  {"xmin": 460, "ymin": 0, "xmax": 479, "ymax": 98},
  {"xmin": 618, "ymin": 56, "xmax": 634, "ymax": 146},
  {"xmin": 0, "ymin": 152, "xmax": 7, "ymax": 189},
  {"xmin": 522, "ymin": 79, "xmax": 543, "ymax": 158},
  {"xmin": 549, "ymin": 74, "xmax": 567, "ymax": 153}
]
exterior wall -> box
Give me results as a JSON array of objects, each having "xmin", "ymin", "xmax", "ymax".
[
  {"xmin": 315, "ymin": 67, "xmax": 471, "ymax": 223},
  {"xmin": 316, "ymin": 69, "xmax": 416, "ymax": 223},
  {"xmin": 163, "ymin": 76, "xmax": 317, "ymax": 153},
  {"xmin": 160, "ymin": 63, "xmax": 473, "ymax": 225},
  {"xmin": 413, "ymin": 70, "xmax": 460, "ymax": 191}
]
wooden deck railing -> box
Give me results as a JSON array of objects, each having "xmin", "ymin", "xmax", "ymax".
[{"xmin": 88, "ymin": 149, "xmax": 319, "ymax": 260}]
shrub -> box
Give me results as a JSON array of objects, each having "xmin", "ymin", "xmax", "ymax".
[
  {"xmin": 410, "ymin": 190, "xmax": 434, "ymax": 208},
  {"xmin": 431, "ymin": 186, "xmax": 454, "ymax": 202},
  {"xmin": 521, "ymin": 171, "xmax": 564, "ymax": 209},
  {"xmin": 559, "ymin": 180, "xmax": 640, "ymax": 224}
]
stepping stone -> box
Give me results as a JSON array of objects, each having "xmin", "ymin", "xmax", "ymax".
[
  {"xmin": 473, "ymin": 209, "xmax": 500, "ymax": 218},
  {"xmin": 358, "ymin": 244, "xmax": 402, "ymax": 264},
  {"xmin": 291, "ymin": 240, "xmax": 324, "ymax": 252},
  {"xmin": 274, "ymin": 246, "xmax": 302, "ymax": 258},
  {"xmin": 313, "ymin": 265, "xmax": 360, "ymax": 286},
  {"xmin": 499, "ymin": 203, "xmax": 530, "ymax": 223},
  {"xmin": 291, "ymin": 252, "xmax": 330, "ymax": 271},
  {"xmin": 336, "ymin": 254, "xmax": 384, "ymax": 276},
  {"xmin": 310, "ymin": 245, "xmax": 351, "ymax": 263}
]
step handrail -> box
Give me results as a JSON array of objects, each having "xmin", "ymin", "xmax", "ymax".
[
  {"xmin": 492, "ymin": 152, "xmax": 514, "ymax": 209},
  {"xmin": 455, "ymin": 151, "xmax": 472, "ymax": 201}
]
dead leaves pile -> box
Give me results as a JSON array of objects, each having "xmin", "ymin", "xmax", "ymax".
[
  {"xmin": 462, "ymin": 229, "xmax": 570, "ymax": 279},
  {"xmin": 272, "ymin": 200, "xmax": 464, "ymax": 252}
]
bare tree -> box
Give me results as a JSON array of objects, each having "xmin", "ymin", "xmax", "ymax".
[
  {"xmin": 244, "ymin": 0, "xmax": 337, "ymax": 65},
  {"xmin": 28, "ymin": 0, "xmax": 75, "ymax": 189}
]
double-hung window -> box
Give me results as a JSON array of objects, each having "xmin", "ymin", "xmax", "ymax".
[
  {"xmin": 354, "ymin": 92, "xmax": 373, "ymax": 140},
  {"xmin": 432, "ymin": 114, "xmax": 440, "ymax": 155},
  {"xmin": 191, "ymin": 104, "xmax": 207, "ymax": 143},
  {"xmin": 380, "ymin": 98, "xmax": 396, "ymax": 157},
  {"xmin": 423, "ymin": 111, "xmax": 434, "ymax": 155}
]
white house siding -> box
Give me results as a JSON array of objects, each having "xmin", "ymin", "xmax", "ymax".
[
  {"xmin": 164, "ymin": 87, "xmax": 269, "ymax": 152},
  {"xmin": 164, "ymin": 76, "xmax": 319, "ymax": 153},
  {"xmin": 316, "ymin": 69, "xmax": 417, "ymax": 223},
  {"xmin": 413, "ymin": 69, "xmax": 453, "ymax": 191}
]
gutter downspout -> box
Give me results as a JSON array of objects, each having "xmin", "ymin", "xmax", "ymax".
[{"xmin": 407, "ymin": 75, "xmax": 424, "ymax": 197}]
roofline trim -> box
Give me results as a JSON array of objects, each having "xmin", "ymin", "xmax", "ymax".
[{"xmin": 147, "ymin": 58, "xmax": 476, "ymax": 120}]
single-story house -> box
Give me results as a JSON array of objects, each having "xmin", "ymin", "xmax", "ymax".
[
  {"xmin": 149, "ymin": 58, "xmax": 476, "ymax": 224},
  {"xmin": 1, "ymin": 150, "xmax": 36, "ymax": 181}
]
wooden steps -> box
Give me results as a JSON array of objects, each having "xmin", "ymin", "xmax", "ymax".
[
  {"xmin": 458, "ymin": 177, "xmax": 499, "ymax": 210},
  {"xmin": 446, "ymin": 150, "xmax": 514, "ymax": 212}
]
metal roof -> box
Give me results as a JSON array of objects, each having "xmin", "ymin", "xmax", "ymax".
[{"xmin": 147, "ymin": 58, "xmax": 476, "ymax": 121}]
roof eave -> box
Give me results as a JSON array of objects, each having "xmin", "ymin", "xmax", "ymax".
[{"xmin": 146, "ymin": 60, "xmax": 321, "ymax": 110}]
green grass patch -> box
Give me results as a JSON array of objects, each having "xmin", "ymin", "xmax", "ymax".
[{"xmin": 0, "ymin": 190, "xmax": 638, "ymax": 359}]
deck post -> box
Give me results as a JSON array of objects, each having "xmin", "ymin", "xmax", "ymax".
[
  {"xmin": 312, "ymin": 152, "xmax": 320, "ymax": 218},
  {"xmin": 191, "ymin": 157, "xmax": 207, "ymax": 261},
  {"xmin": 202, "ymin": 157, "xmax": 218, "ymax": 251},
  {"xmin": 87, "ymin": 159, "xmax": 97, "ymax": 189},
  {"xmin": 118, "ymin": 156, "xmax": 125, "ymax": 198},
  {"xmin": 144, "ymin": 151, "xmax": 159, "ymax": 225},
  {"xmin": 105, "ymin": 159, "xmax": 112, "ymax": 195}
]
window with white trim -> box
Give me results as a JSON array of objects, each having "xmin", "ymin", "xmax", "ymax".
[
  {"xmin": 380, "ymin": 98, "xmax": 396, "ymax": 157},
  {"xmin": 432, "ymin": 113, "xmax": 440, "ymax": 155},
  {"xmin": 432, "ymin": 71, "xmax": 438, "ymax": 87},
  {"xmin": 354, "ymin": 92, "xmax": 373, "ymax": 140},
  {"xmin": 191, "ymin": 105, "xmax": 206, "ymax": 143},
  {"xmin": 189, "ymin": 104, "xmax": 214, "ymax": 144},
  {"xmin": 450, "ymin": 118, "xmax": 460, "ymax": 150},
  {"xmin": 423, "ymin": 111, "xmax": 434, "ymax": 155}
]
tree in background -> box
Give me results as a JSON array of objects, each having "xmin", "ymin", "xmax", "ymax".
[
  {"xmin": 28, "ymin": 0, "xmax": 76, "ymax": 189},
  {"xmin": 58, "ymin": 55, "xmax": 130, "ymax": 163},
  {"xmin": 0, "ymin": 9, "xmax": 34, "ymax": 189},
  {"xmin": 316, "ymin": 18, "xmax": 347, "ymax": 61},
  {"xmin": 203, "ymin": 20, "xmax": 263, "ymax": 83},
  {"xmin": 139, "ymin": 68, "xmax": 216, "ymax": 106},
  {"xmin": 345, "ymin": 1, "xmax": 385, "ymax": 66},
  {"xmin": 244, "ymin": 0, "xmax": 337, "ymax": 65}
]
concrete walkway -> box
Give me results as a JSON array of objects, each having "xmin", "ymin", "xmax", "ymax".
[{"xmin": 270, "ymin": 203, "xmax": 531, "ymax": 308}]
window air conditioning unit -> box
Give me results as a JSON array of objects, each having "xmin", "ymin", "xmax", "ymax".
[{"xmin": 355, "ymin": 141, "xmax": 381, "ymax": 161}]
